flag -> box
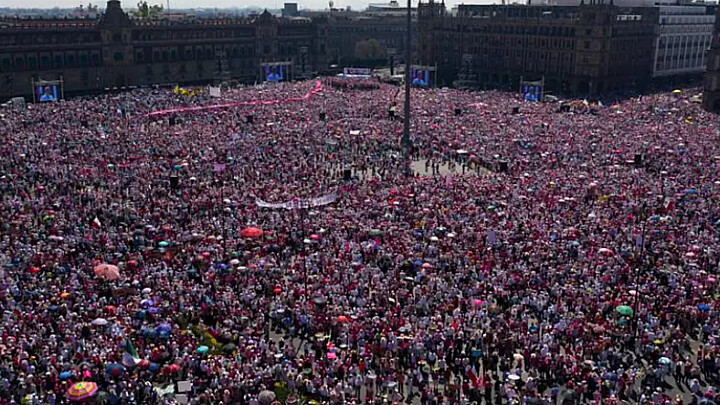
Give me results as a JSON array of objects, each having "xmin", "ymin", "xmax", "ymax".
[
  {"xmin": 124, "ymin": 339, "xmax": 139, "ymax": 359},
  {"xmin": 664, "ymin": 197, "xmax": 674, "ymax": 213},
  {"xmin": 92, "ymin": 217, "xmax": 101, "ymax": 229},
  {"xmin": 173, "ymin": 85, "xmax": 180, "ymax": 95},
  {"xmin": 467, "ymin": 367, "xmax": 480, "ymax": 389},
  {"xmin": 121, "ymin": 339, "xmax": 140, "ymax": 367}
]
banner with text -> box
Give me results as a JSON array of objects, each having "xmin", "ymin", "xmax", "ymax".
[{"xmin": 256, "ymin": 194, "xmax": 338, "ymax": 210}]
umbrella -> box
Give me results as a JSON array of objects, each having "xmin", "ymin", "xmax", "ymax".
[
  {"xmin": 240, "ymin": 227, "xmax": 263, "ymax": 239},
  {"xmin": 196, "ymin": 345, "xmax": 209, "ymax": 354},
  {"xmin": 672, "ymin": 89, "xmax": 682, "ymax": 94},
  {"xmin": 337, "ymin": 315, "xmax": 349, "ymax": 323},
  {"xmin": 148, "ymin": 363, "xmax": 160, "ymax": 373},
  {"xmin": 137, "ymin": 359, "xmax": 151, "ymax": 369},
  {"xmin": 105, "ymin": 363, "xmax": 125, "ymax": 377},
  {"xmin": 66, "ymin": 382, "xmax": 98, "ymax": 401},
  {"xmin": 616, "ymin": 305, "xmax": 633, "ymax": 316},
  {"xmin": 222, "ymin": 343, "xmax": 237, "ymax": 354},
  {"xmin": 658, "ymin": 357, "xmax": 672, "ymax": 365},
  {"xmin": 163, "ymin": 363, "xmax": 181, "ymax": 374},
  {"xmin": 93, "ymin": 263, "xmax": 120, "ymax": 281},
  {"xmin": 699, "ymin": 304, "xmax": 711, "ymax": 312},
  {"xmin": 158, "ymin": 241, "xmax": 170, "ymax": 247},
  {"xmin": 156, "ymin": 323, "xmax": 172, "ymax": 333},
  {"xmin": 258, "ymin": 390, "xmax": 276, "ymax": 405},
  {"xmin": 59, "ymin": 371, "xmax": 73, "ymax": 380},
  {"xmin": 508, "ymin": 374, "xmax": 521, "ymax": 381},
  {"xmin": 91, "ymin": 318, "xmax": 109, "ymax": 326},
  {"xmin": 598, "ymin": 248, "xmax": 614, "ymax": 257},
  {"xmin": 369, "ymin": 229, "xmax": 382, "ymax": 237}
]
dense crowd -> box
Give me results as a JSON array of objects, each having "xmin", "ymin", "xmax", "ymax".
[{"xmin": 0, "ymin": 78, "xmax": 719, "ymax": 405}]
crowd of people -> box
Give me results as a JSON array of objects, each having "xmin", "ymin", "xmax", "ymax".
[{"xmin": 0, "ymin": 77, "xmax": 719, "ymax": 405}]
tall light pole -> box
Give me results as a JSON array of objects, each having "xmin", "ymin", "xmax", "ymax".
[{"xmin": 402, "ymin": 0, "xmax": 412, "ymax": 160}]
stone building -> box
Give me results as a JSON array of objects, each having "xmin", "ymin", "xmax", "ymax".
[
  {"xmin": 418, "ymin": 1, "xmax": 659, "ymax": 94},
  {"xmin": 703, "ymin": 6, "xmax": 720, "ymax": 112},
  {"xmin": 0, "ymin": 0, "xmax": 328, "ymax": 99}
]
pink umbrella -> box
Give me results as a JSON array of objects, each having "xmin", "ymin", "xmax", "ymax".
[
  {"xmin": 598, "ymin": 248, "xmax": 614, "ymax": 256},
  {"xmin": 93, "ymin": 264, "xmax": 120, "ymax": 281}
]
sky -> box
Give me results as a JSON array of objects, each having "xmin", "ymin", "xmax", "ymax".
[{"xmin": 0, "ymin": 0, "xmax": 492, "ymax": 12}]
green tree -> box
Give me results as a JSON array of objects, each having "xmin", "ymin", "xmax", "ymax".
[
  {"xmin": 354, "ymin": 39, "xmax": 387, "ymax": 61},
  {"xmin": 134, "ymin": 0, "xmax": 163, "ymax": 18}
]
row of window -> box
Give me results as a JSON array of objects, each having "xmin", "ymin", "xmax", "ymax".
[
  {"xmin": 463, "ymin": 24, "xmax": 576, "ymax": 37},
  {"xmin": 0, "ymin": 52, "xmax": 101, "ymax": 71},
  {"xmin": 656, "ymin": 57, "xmax": 706, "ymax": 72},
  {"xmin": 133, "ymin": 42, "xmax": 312, "ymax": 64},
  {"xmin": 0, "ymin": 33, "xmax": 100, "ymax": 46},
  {"xmin": 131, "ymin": 28, "xmax": 312, "ymax": 41},
  {"xmin": 658, "ymin": 34, "xmax": 711, "ymax": 48}
]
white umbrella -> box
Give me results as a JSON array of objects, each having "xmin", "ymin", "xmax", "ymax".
[
  {"xmin": 91, "ymin": 318, "xmax": 108, "ymax": 326},
  {"xmin": 257, "ymin": 390, "xmax": 276, "ymax": 405}
]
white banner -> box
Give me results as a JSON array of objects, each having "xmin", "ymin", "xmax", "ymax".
[
  {"xmin": 209, "ymin": 86, "xmax": 221, "ymax": 98},
  {"xmin": 256, "ymin": 194, "xmax": 338, "ymax": 210},
  {"xmin": 343, "ymin": 67, "xmax": 372, "ymax": 76}
]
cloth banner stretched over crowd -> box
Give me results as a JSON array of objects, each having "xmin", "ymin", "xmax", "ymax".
[
  {"xmin": 144, "ymin": 80, "xmax": 323, "ymax": 117},
  {"xmin": 256, "ymin": 194, "xmax": 337, "ymax": 210},
  {"xmin": 208, "ymin": 86, "xmax": 222, "ymax": 98}
]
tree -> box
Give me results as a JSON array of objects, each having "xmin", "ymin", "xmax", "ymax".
[
  {"xmin": 354, "ymin": 39, "xmax": 387, "ymax": 61},
  {"xmin": 134, "ymin": 1, "xmax": 163, "ymax": 18}
]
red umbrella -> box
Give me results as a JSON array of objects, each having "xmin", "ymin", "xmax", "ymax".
[
  {"xmin": 162, "ymin": 364, "xmax": 181, "ymax": 374},
  {"xmin": 337, "ymin": 315, "xmax": 349, "ymax": 323},
  {"xmin": 137, "ymin": 359, "xmax": 151, "ymax": 369},
  {"xmin": 240, "ymin": 227, "xmax": 264, "ymax": 239}
]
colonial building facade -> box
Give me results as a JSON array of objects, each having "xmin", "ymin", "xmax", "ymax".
[
  {"xmin": 418, "ymin": 1, "xmax": 659, "ymax": 95},
  {"xmin": 703, "ymin": 6, "xmax": 720, "ymax": 112},
  {"xmin": 0, "ymin": 0, "xmax": 328, "ymax": 99}
]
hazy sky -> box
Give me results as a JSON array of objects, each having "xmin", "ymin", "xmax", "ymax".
[{"xmin": 0, "ymin": 0, "xmax": 474, "ymax": 11}]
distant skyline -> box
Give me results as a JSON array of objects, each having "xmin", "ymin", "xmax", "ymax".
[{"xmin": 0, "ymin": 0, "xmax": 496, "ymax": 12}]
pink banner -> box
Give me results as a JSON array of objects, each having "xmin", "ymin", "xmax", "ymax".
[{"xmin": 144, "ymin": 80, "xmax": 323, "ymax": 118}]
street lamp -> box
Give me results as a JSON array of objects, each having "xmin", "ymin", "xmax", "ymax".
[{"xmin": 402, "ymin": 0, "xmax": 412, "ymax": 160}]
